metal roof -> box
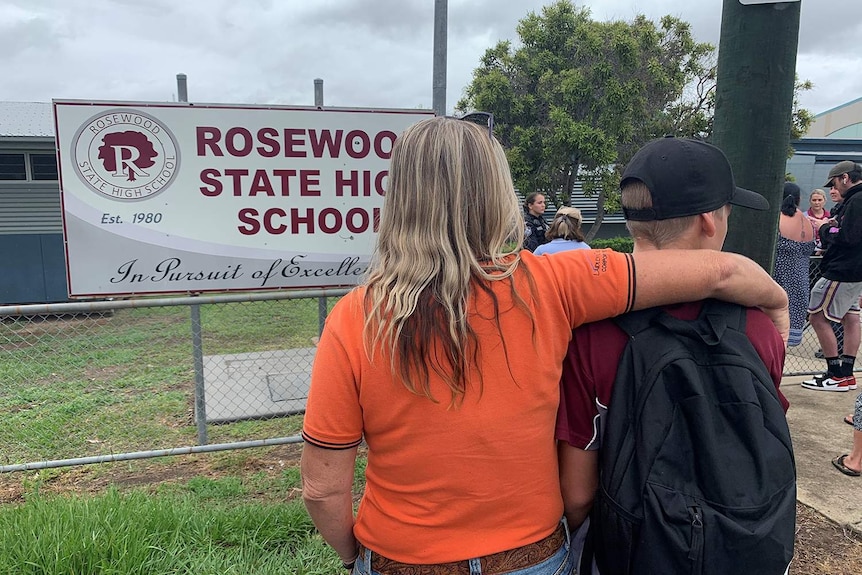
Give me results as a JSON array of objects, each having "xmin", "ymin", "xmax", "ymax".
[{"xmin": 0, "ymin": 102, "xmax": 54, "ymax": 137}]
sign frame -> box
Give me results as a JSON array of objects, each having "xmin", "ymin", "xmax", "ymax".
[
  {"xmin": 738, "ymin": 1, "xmax": 800, "ymax": 5},
  {"xmin": 53, "ymin": 99, "xmax": 434, "ymax": 298}
]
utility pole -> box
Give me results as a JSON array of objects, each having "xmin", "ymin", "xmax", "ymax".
[
  {"xmin": 176, "ymin": 73, "xmax": 188, "ymax": 103},
  {"xmin": 712, "ymin": 0, "xmax": 802, "ymax": 271},
  {"xmin": 432, "ymin": 0, "xmax": 448, "ymax": 116},
  {"xmin": 314, "ymin": 78, "xmax": 324, "ymax": 107}
]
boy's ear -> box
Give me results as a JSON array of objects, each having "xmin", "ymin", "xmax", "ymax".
[{"xmin": 700, "ymin": 212, "xmax": 717, "ymax": 238}]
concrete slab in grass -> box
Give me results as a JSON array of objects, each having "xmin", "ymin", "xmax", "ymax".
[{"xmin": 200, "ymin": 347, "xmax": 317, "ymax": 423}]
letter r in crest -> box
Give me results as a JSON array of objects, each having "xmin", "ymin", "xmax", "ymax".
[
  {"xmin": 110, "ymin": 145, "xmax": 150, "ymax": 179},
  {"xmin": 97, "ymin": 130, "xmax": 158, "ymax": 182}
]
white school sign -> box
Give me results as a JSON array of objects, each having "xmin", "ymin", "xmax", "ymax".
[{"xmin": 53, "ymin": 100, "xmax": 433, "ymax": 297}]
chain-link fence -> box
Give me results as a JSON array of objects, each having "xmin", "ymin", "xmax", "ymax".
[
  {"xmin": 0, "ymin": 261, "xmax": 847, "ymax": 472},
  {"xmin": 0, "ymin": 289, "xmax": 348, "ymax": 472}
]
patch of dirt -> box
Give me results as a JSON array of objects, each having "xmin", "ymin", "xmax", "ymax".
[
  {"xmin": 794, "ymin": 502, "xmax": 862, "ymax": 574},
  {"xmin": 0, "ymin": 445, "xmax": 303, "ymax": 504},
  {"xmin": 83, "ymin": 364, "xmax": 127, "ymax": 382},
  {"xmin": 0, "ymin": 448, "xmax": 858, "ymax": 574}
]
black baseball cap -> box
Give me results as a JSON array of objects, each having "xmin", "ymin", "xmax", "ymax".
[{"xmin": 621, "ymin": 137, "xmax": 769, "ymax": 221}]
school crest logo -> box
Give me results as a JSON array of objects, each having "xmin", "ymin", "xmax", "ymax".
[{"xmin": 72, "ymin": 109, "xmax": 180, "ymax": 201}]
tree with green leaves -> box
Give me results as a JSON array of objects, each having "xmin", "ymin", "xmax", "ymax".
[
  {"xmin": 457, "ymin": 1, "xmax": 714, "ymax": 236},
  {"xmin": 457, "ymin": 1, "xmax": 812, "ymax": 240},
  {"xmin": 790, "ymin": 78, "xmax": 814, "ymax": 141}
]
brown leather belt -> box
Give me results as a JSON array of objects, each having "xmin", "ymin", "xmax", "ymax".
[{"xmin": 360, "ymin": 522, "xmax": 566, "ymax": 575}]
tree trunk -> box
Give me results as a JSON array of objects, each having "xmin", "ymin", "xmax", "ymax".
[
  {"xmin": 712, "ymin": 0, "xmax": 800, "ymax": 272},
  {"xmin": 585, "ymin": 185, "xmax": 607, "ymax": 242},
  {"xmin": 562, "ymin": 163, "xmax": 575, "ymax": 207}
]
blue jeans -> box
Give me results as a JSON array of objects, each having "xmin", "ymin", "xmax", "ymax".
[{"xmin": 352, "ymin": 519, "xmax": 574, "ymax": 575}]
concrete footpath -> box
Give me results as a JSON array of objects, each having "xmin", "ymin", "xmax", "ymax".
[{"xmin": 783, "ymin": 375, "xmax": 862, "ymax": 533}]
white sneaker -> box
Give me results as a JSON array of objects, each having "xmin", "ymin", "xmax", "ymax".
[
  {"xmin": 801, "ymin": 374, "xmax": 856, "ymax": 392},
  {"xmin": 802, "ymin": 373, "xmax": 828, "ymax": 386}
]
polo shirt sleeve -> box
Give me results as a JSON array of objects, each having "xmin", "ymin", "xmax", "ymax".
[
  {"xmin": 301, "ymin": 297, "xmax": 364, "ymax": 450},
  {"xmin": 556, "ymin": 320, "xmax": 627, "ymax": 450},
  {"xmin": 541, "ymin": 249, "xmax": 636, "ymax": 327},
  {"xmin": 556, "ymin": 327, "xmax": 601, "ymax": 451}
]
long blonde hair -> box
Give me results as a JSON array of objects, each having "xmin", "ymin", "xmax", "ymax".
[{"xmin": 363, "ymin": 117, "xmax": 526, "ymax": 404}]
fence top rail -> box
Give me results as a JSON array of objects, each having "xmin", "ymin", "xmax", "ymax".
[{"xmin": 0, "ymin": 287, "xmax": 352, "ymax": 316}]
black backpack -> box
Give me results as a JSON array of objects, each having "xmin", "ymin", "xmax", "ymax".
[{"xmin": 589, "ymin": 299, "xmax": 796, "ymax": 575}]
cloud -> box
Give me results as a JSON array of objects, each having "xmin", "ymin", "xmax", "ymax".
[
  {"xmin": 299, "ymin": 0, "xmax": 430, "ymax": 37},
  {"xmin": 0, "ymin": 0, "xmax": 856, "ymax": 117}
]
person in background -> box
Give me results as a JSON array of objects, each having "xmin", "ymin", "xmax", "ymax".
[
  {"xmin": 813, "ymin": 186, "xmax": 845, "ymax": 356},
  {"xmin": 533, "ymin": 206, "xmax": 590, "ymax": 255},
  {"xmin": 835, "ymin": 396, "xmax": 862, "ymax": 476},
  {"xmin": 807, "ymin": 189, "xmax": 830, "ymax": 253},
  {"xmin": 773, "ymin": 182, "xmax": 817, "ymax": 347},
  {"xmin": 523, "ymin": 192, "xmax": 549, "ymax": 252},
  {"xmin": 807, "ymin": 188, "xmax": 830, "ymax": 230},
  {"xmin": 802, "ymin": 161, "xmax": 862, "ymax": 392},
  {"xmin": 829, "ymin": 185, "xmax": 844, "ymax": 217},
  {"xmin": 300, "ymin": 117, "xmax": 789, "ymax": 575}
]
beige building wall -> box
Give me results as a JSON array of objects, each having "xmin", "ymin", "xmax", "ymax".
[{"xmin": 806, "ymin": 97, "xmax": 862, "ymax": 138}]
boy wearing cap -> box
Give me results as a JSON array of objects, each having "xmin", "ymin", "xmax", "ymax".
[
  {"xmin": 802, "ymin": 160, "xmax": 862, "ymax": 392},
  {"xmin": 555, "ymin": 138, "xmax": 788, "ymax": 562}
]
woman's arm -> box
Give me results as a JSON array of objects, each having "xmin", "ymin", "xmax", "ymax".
[
  {"xmin": 631, "ymin": 250, "xmax": 789, "ymax": 342},
  {"xmin": 301, "ymin": 444, "xmax": 360, "ymax": 564}
]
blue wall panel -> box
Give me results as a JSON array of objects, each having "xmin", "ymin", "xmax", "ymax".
[
  {"xmin": 0, "ymin": 233, "xmax": 68, "ymax": 304},
  {"xmin": 40, "ymin": 234, "xmax": 69, "ymax": 303}
]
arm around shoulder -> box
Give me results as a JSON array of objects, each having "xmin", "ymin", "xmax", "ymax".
[{"xmin": 631, "ymin": 250, "xmax": 789, "ymax": 343}]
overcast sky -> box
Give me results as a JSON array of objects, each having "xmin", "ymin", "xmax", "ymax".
[{"xmin": 1, "ymin": 0, "xmax": 857, "ymax": 117}]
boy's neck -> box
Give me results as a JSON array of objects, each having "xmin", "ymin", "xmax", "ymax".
[{"xmin": 633, "ymin": 240, "xmax": 701, "ymax": 253}]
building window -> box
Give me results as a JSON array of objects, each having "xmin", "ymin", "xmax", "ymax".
[
  {"xmin": 0, "ymin": 152, "xmax": 58, "ymax": 181},
  {"xmin": 0, "ymin": 153, "xmax": 26, "ymax": 180},
  {"xmin": 30, "ymin": 153, "xmax": 58, "ymax": 181}
]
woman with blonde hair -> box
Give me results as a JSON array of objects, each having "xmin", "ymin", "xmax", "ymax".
[
  {"xmin": 808, "ymin": 189, "xmax": 831, "ymax": 254},
  {"xmin": 301, "ymin": 116, "xmax": 788, "ymax": 575},
  {"xmin": 533, "ymin": 206, "xmax": 590, "ymax": 255},
  {"xmin": 807, "ymin": 188, "xmax": 830, "ymax": 229}
]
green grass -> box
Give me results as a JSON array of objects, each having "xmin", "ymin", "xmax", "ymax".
[
  {"xmin": 0, "ymin": 297, "xmax": 335, "ymax": 463},
  {"xmin": 0, "ymin": 295, "xmax": 353, "ymax": 572},
  {"xmin": 0, "ymin": 458, "xmax": 369, "ymax": 574},
  {"xmin": 0, "ymin": 487, "xmax": 338, "ymax": 575}
]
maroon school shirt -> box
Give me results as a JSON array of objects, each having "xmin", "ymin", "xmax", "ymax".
[{"xmin": 556, "ymin": 301, "xmax": 788, "ymax": 450}]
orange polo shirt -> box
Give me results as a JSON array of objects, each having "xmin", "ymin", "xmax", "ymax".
[{"xmin": 302, "ymin": 249, "xmax": 634, "ymax": 563}]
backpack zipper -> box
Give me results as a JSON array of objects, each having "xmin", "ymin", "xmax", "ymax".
[{"xmin": 688, "ymin": 505, "xmax": 704, "ymax": 573}]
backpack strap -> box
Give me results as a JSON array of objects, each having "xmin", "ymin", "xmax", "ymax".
[
  {"xmin": 621, "ymin": 300, "xmax": 747, "ymax": 347},
  {"xmin": 670, "ymin": 299, "xmax": 746, "ymax": 345},
  {"xmin": 701, "ymin": 298, "xmax": 747, "ymax": 333},
  {"xmin": 612, "ymin": 307, "xmax": 664, "ymax": 338}
]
